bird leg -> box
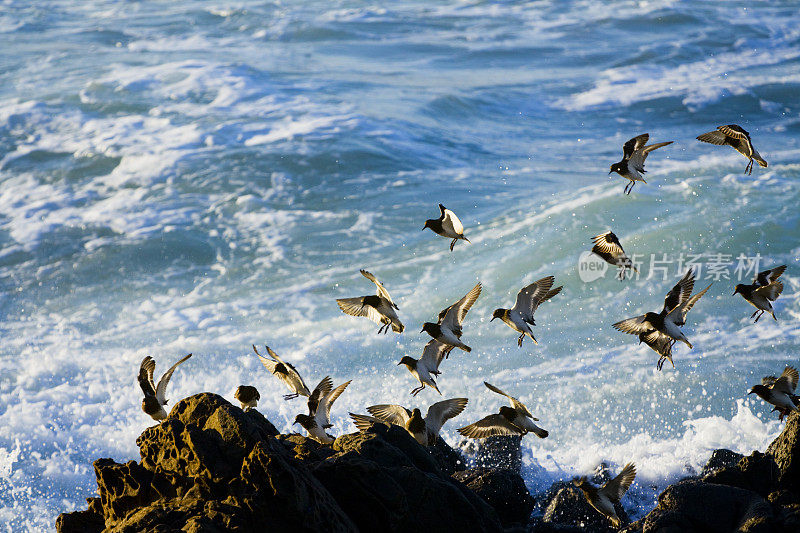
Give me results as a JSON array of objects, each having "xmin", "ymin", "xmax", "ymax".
[
  {"xmin": 518, "ymin": 333, "xmax": 525, "ymax": 347},
  {"xmin": 411, "ymin": 385, "xmax": 424, "ymax": 397},
  {"xmin": 450, "ymin": 238, "xmax": 457, "ymax": 252},
  {"xmin": 746, "ymin": 159, "xmax": 753, "ymax": 175},
  {"xmin": 751, "ymin": 310, "xmax": 760, "ymax": 319},
  {"xmin": 283, "ymin": 393, "xmax": 299, "ymax": 400},
  {"xmin": 754, "ymin": 310, "xmax": 764, "ymax": 323}
]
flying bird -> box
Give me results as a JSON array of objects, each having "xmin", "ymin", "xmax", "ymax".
[
  {"xmin": 138, "ymin": 353, "xmax": 193, "ymax": 421},
  {"xmin": 749, "ymin": 366, "xmax": 799, "ymax": 422},
  {"xmin": 638, "ymin": 330, "xmax": 675, "ymax": 371},
  {"xmin": 421, "ymin": 283, "xmax": 482, "ymax": 352},
  {"xmin": 458, "ymin": 381, "xmax": 548, "ymax": 439},
  {"xmin": 733, "ymin": 264, "xmax": 786, "ymax": 323},
  {"xmin": 697, "ymin": 124, "xmax": 767, "ymax": 175},
  {"xmin": 591, "ymin": 231, "xmax": 638, "ymax": 280},
  {"xmin": 337, "ymin": 269, "xmax": 404, "ymax": 334},
  {"xmin": 350, "ymin": 397, "xmax": 468, "ymax": 446},
  {"xmin": 234, "ymin": 385, "xmax": 260, "ymax": 411},
  {"xmin": 253, "ymin": 345, "xmax": 311, "ymax": 400},
  {"xmin": 397, "ymin": 339, "xmax": 450, "ymax": 396},
  {"xmin": 294, "ymin": 376, "xmax": 351, "ymax": 444},
  {"xmin": 573, "ymin": 463, "xmax": 637, "ymax": 528},
  {"xmin": 609, "ymin": 133, "xmax": 673, "ymax": 194},
  {"xmin": 613, "ymin": 270, "xmax": 711, "ymax": 369},
  {"xmin": 491, "ymin": 276, "xmax": 562, "ymax": 347},
  {"xmin": 423, "ymin": 204, "xmax": 470, "ymax": 251}
]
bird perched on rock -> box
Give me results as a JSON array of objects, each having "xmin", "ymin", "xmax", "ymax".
[
  {"xmin": 253, "ymin": 345, "xmax": 311, "ymax": 400},
  {"xmin": 397, "ymin": 339, "xmax": 450, "ymax": 396},
  {"xmin": 749, "ymin": 366, "xmax": 799, "ymax": 422},
  {"xmin": 573, "ymin": 463, "xmax": 637, "ymax": 528},
  {"xmin": 733, "ymin": 264, "xmax": 786, "ymax": 323},
  {"xmin": 421, "ymin": 283, "xmax": 481, "ymax": 352},
  {"xmin": 423, "ymin": 204, "xmax": 470, "ymax": 251},
  {"xmin": 696, "ymin": 124, "xmax": 767, "ymax": 175},
  {"xmin": 337, "ymin": 269, "xmax": 404, "ymax": 334},
  {"xmin": 613, "ymin": 269, "xmax": 711, "ymax": 369},
  {"xmin": 350, "ymin": 397, "xmax": 468, "ymax": 446},
  {"xmin": 591, "ymin": 231, "xmax": 638, "ymax": 280},
  {"xmin": 234, "ymin": 385, "xmax": 260, "ymax": 411},
  {"xmin": 294, "ymin": 376, "xmax": 351, "ymax": 444},
  {"xmin": 609, "ymin": 133, "xmax": 673, "ymax": 194},
  {"xmin": 137, "ymin": 353, "xmax": 193, "ymax": 421},
  {"xmin": 491, "ymin": 276, "xmax": 562, "ymax": 347},
  {"xmin": 458, "ymin": 381, "xmax": 548, "ymax": 439}
]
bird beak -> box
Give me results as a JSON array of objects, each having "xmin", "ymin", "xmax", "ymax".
[
  {"xmin": 608, "ymin": 170, "xmax": 613, "ymax": 175},
  {"xmin": 490, "ymin": 316, "xmax": 496, "ymax": 322},
  {"xmin": 732, "ymin": 289, "xmax": 737, "ymax": 296},
  {"xmin": 421, "ymin": 225, "xmax": 426, "ymax": 231},
  {"xmin": 420, "ymin": 327, "xmax": 425, "ymax": 333},
  {"xmin": 747, "ymin": 389, "xmax": 754, "ymax": 395}
]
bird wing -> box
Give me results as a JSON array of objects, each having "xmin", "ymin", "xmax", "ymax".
[
  {"xmin": 308, "ymin": 376, "xmax": 333, "ymax": 415},
  {"xmin": 366, "ymin": 404, "xmax": 412, "ymax": 426},
  {"xmin": 360, "ymin": 269, "xmax": 397, "ymax": 308},
  {"xmin": 425, "ymin": 398, "xmax": 468, "ymax": 435},
  {"xmin": 613, "ymin": 315, "xmax": 654, "ymax": 335},
  {"xmin": 754, "ymin": 281, "xmax": 783, "ymax": 302},
  {"xmin": 337, "ymin": 297, "xmax": 384, "ymax": 325},
  {"xmin": 755, "ymin": 265, "xmax": 786, "ymax": 286},
  {"xmin": 441, "ymin": 283, "xmax": 482, "ymax": 330},
  {"xmin": 629, "ymin": 140, "xmax": 672, "ymax": 171},
  {"xmin": 484, "ymin": 381, "xmax": 533, "ymax": 418},
  {"xmin": 600, "ymin": 463, "xmax": 636, "ymax": 502},
  {"xmin": 419, "ymin": 338, "xmax": 450, "ymax": 373},
  {"xmin": 155, "ymin": 353, "xmax": 192, "ymax": 405},
  {"xmin": 592, "ymin": 231, "xmax": 626, "ymax": 260},
  {"xmin": 512, "ymin": 276, "xmax": 555, "ymax": 318},
  {"xmin": 256, "ymin": 345, "xmax": 310, "ymax": 396},
  {"xmin": 315, "ymin": 380, "xmax": 352, "ymax": 427},
  {"xmin": 772, "ymin": 366, "xmax": 799, "ymax": 394},
  {"xmin": 458, "ymin": 414, "xmax": 523, "ymax": 439},
  {"xmin": 640, "ymin": 330, "xmax": 673, "ymax": 357},
  {"xmin": 350, "ymin": 413, "xmax": 388, "ymax": 432},
  {"xmin": 667, "ymin": 283, "xmax": 711, "ymax": 323},
  {"xmin": 622, "ymin": 134, "xmax": 649, "ymax": 160},
  {"xmin": 696, "ymin": 130, "xmax": 728, "ymax": 145},
  {"xmin": 718, "ymin": 124, "xmax": 750, "ymax": 140},
  {"xmin": 138, "ymin": 356, "xmax": 157, "ymax": 397},
  {"xmin": 663, "ymin": 270, "xmax": 696, "ymax": 314}
]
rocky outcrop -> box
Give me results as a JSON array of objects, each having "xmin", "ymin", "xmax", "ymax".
[
  {"xmin": 627, "ymin": 411, "xmax": 800, "ymax": 533},
  {"xmin": 56, "ymin": 393, "xmax": 510, "ymax": 533},
  {"xmin": 453, "ymin": 467, "xmax": 535, "ymax": 527}
]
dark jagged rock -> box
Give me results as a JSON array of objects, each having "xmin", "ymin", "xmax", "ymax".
[
  {"xmin": 57, "ymin": 393, "xmax": 503, "ymax": 533},
  {"xmin": 429, "ymin": 435, "xmax": 467, "ymax": 475},
  {"xmin": 767, "ymin": 411, "xmax": 800, "ymax": 492},
  {"xmin": 452, "ymin": 467, "xmax": 534, "ymax": 526},
  {"xmin": 54, "ymin": 498, "xmax": 104, "ymax": 533},
  {"xmin": 542, "ymin": 485, "xmax": 628, "ymax": 532},
  {"xmin": 700, "ymin": 448, "xmax": 744, "ymax": 476},
  {"xmin": 458, "ymin": 434, "xmax": 523, "ymax": 472},
  {"xmin": 313, "ymin": 424, "xmax": 502, "ymax": 532},
  {"xmin": 639, "ymin": 479, "xmax": 774, "ymax": 533},
  {"xmin": 703, "ymin": 450, "xmax": 779, "ymax": 497}
]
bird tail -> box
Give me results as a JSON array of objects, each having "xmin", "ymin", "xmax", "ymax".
[
  {"xmin": 462, "ymin": 236, "xmax": 471, "ymax": 244},
  {"xmin": 532, "ymin": 426, "xmax": 548, "ymax": 439}
]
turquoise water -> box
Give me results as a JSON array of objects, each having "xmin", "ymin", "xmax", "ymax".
[{"xmin": 1, "ymin": 0, "xmax": 799, "ymax": 528}]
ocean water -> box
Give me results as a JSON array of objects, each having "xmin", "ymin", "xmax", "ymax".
[{"xmin": 1, "ymin": 0, "xmax": 799, "ymax": 528}]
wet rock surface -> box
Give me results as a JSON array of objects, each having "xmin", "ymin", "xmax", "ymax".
[
  {"xmin": 57, "ymin": 396, "xmax": 800, "ymax": 533},
  {"xmin": 56, "ymin": 393, "xmax": 507, "ymax": 533}
]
